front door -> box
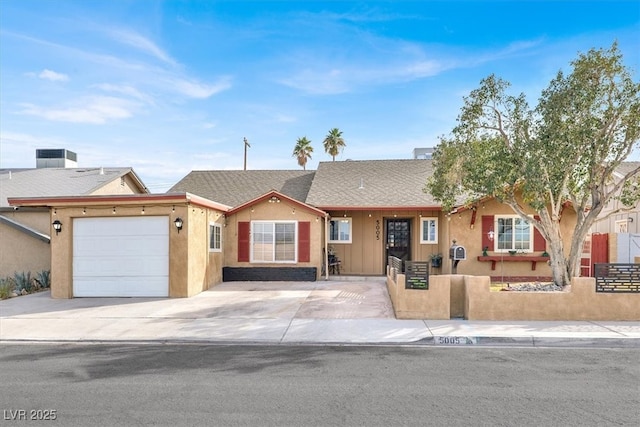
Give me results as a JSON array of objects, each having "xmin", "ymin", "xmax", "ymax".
[{"xmin": 385, "ymin": 219, "xmax": 411, "ymax": 270}]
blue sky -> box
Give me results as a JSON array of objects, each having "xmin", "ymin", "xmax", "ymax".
[{"xmin": 1, "ymin": 1, "xmax": 638, "ymax": 192}]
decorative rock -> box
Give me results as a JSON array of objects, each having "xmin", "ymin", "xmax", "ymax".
[
  {"xmin": 505, "ymin": 282, "xmax": 563, "ymax": 292},
  {"xmin": 10, "ymin": 292, "xmax": 18, "ymax": 298},
  {"xmin": 20, "ymin": 289, "xmax": 28, "ymax": 295}
]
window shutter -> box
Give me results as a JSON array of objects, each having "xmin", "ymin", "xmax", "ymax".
[
  {"xmin": 238, "ymin": 221, "xmax": 250, "ymax": 262},
  {"xmin": 298, "ymin": 221, "xmax": 311, "ymax": 262},
  {"xmin": 481, "ymin": 215, "xmax": 494, "ymax": 251},
  {"xmin": 533, "ymin": 216, "xmax": 546, "ymax": 251}
]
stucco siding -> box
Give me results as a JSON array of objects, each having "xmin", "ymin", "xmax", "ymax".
[
  {"xmin": 224, "ymin": 199, "xmax": 324, "ymax": 278},
  {"xmin": 0, "ymin": 215, "xmax": 51, "ymax": 278}
]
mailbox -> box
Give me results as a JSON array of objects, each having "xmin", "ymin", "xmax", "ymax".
[{"xmin": 449, "ymin": 244, "xmax": 466, "ymax": 261}]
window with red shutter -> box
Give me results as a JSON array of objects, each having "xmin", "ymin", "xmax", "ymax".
[
  {"xmin": 237, "ymin": 221, "xmax": 250, "ymax": 262},
  {"xmin": 481, "ymin": 215, "xmax": 495, "ymax": 251},
  {"xmin": 298, "ymin": 221, "xmax": 310, "ymax": 262},
  {"xmin": 533, "ymin": 215, "xmax": 546, "ymax": 252}
]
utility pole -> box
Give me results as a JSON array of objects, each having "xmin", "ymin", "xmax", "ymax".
[{"xmin": 243, "ymin": 137, "xmax": 250, "ymax": 170}]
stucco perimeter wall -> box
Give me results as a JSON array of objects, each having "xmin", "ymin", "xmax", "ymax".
[
  {"xmin": 464, "ymin": 276, "xmax": 640, "ymax": 321},
  {"xmin": 0, "ymin": 210, "xmax": 51, "ymax": 278},
  {"xmin": 386, "ymin": 267, "xmax": 450, "ymax": 319},
  {"xmin": 386, "ymin": 270, "xmax": 639, "ymax": 320}
]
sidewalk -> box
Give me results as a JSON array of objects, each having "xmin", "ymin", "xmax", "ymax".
[{"xmin": 1, "ymin": 281, "xmax": 639, "ymax": 348}]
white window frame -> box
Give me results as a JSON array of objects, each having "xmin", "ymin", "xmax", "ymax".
[
  {"xmin": 494, "ymin": 215, "xmax": 533, "ymax": 253},
  {"xmin": 615, "ymin": 220, "xmax": 628, "ymax": 233},
  {"xmin": 250, "ymin": 220, "xmax": 298, "ymax": 263},
  {"xmin": 329, "ymin": 218, "xmax": 352, "ymax": 244},
  {"xmin": 209, "ymin": 222, "xmax": 222, "ymax": 252},
  {"xmin": 420, "ymin": 217, "xmax": 438, "ymax": 244}
]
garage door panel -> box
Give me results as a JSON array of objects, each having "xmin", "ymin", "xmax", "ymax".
[
  {"xmin": 74, "ymin": 235, "xmax": 168, "ymax": 257},
  {"xmin": 74, "ymin": 216, "xmax": 168, "ymax": 236},
  {"xmin": 73, "ymin": 216, "xmax": 169, "ymax": 297},
  {"xmin": 73, "ymin": 277, "xmax": 168, "ymax": 297},
  {"xmin": 74, "ymin": 256, "xmax": 168, "ymax": 277}
]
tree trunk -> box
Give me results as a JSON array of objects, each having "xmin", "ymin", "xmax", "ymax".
[
  {"xmin": 536, "ymin": 213, "xmax": 571, "ymax": 287},
  {"xmin": 546, "ymin": 230, "xmax": 570, "ymax": 287}
]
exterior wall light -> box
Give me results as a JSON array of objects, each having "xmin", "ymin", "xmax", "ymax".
[
  {"xmin": 174, "ymin": 217, "xmax": 183, "ymax": 233},
  {"xmin": 268, "ymin": 196, "xmax": 280, "ymax": 203},
  {"xmin": 52, "ymin": 220, "xmax": 62, "ymax": 235}
]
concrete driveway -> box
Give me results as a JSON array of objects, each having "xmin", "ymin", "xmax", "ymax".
[{"xmin": 0, "ymin": 278, "xmax": 413, "ymax": 343}]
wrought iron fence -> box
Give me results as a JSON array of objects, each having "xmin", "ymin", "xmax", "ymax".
[
  {"xmin": 388, "ymin": 256, "xmax": 402, "ymax": 283},
  {"xmin": 594, "ymin": 263, "xmax": 640, "ymax": 293}
]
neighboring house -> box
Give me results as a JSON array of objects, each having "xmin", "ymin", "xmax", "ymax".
[
  {"xmin": 585, "ymin": 162, "xmax": 640, "ymax": 268},
  {"xmin": 1, "ymin": 149, "xmax": 148, "ymax": 280},
  {"xmin": 10, "ymin": 158, "xmax": 577, "ymax": 298}
]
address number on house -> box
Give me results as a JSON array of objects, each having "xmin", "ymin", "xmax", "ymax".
[{"xmin": 434, "ymin": 336, "xmax": 477, "ymax": 345}]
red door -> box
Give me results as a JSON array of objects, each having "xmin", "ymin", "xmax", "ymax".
[{"xmin": 590, "ymin": 233, "xmax": 609, "ymax": 276}]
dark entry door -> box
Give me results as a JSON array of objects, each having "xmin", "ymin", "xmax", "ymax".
[{"xmin": 386, "ymin": 219, "xmax": 411, "ymax": 268}]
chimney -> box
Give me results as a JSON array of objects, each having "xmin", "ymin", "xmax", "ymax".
[{"xmin": 36, "ymin": 149, "xmax": 78, "ymax": 168}]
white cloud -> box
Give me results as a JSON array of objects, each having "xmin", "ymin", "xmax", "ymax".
[
  {"xmin": 19, "ymin": 96, "xmax": 137, "ymax": 124},
  {"xmin": 38, "ymin": 69, "xmax": 69, "ymax": 82},
  {"xmin": 169, "ymin": 77, "xmax": 232, "ymax": 99},
  {"xmin": 106, "ymin": 28, "xmax": 177, "ymax": 66},
  {"xmin": 93, "ymin": 83, "xmax": 154, "ymax": 104}
]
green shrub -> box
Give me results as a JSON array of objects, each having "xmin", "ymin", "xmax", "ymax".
[
  {"xmin": 35, "ymin": 270, "xmax": 51, "ymax": 289},
  {"xmin": 14, "ymin": 271, "xmax": 33, "ymax": 293},
  {"xmin": 0, "ymin": 277, "xmax": 15, "ymax": 299}
]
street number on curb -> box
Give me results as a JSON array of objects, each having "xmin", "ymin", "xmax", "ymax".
[{"xmin": 434, "ymin": 336, "xmax": 477, "ymax": 345}]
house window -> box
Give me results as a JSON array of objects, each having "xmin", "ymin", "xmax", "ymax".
[
  {"xmin": 615, "ymin": 220, "xmax": 628, "ymax": 233},
  {"xmin": 495, "ymin": 215, "xmax": 532, "ymax": 252},
  {"xmin": 251, "ymin": 221, "xmax": 297, "ymax": 262},
  {"xmin": 209, "ymin": 223, "xmax": 222, "ymax": 252},
  {"xmin": 420, "ymin": 218, "xmax": 438, "ymax": 244},
  {"xmin": 329, "ymin": 218, "xmax": 352, "ymax": 243}
]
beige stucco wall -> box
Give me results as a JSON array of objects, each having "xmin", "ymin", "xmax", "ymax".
[
  {"xmin": 386, "ymin": 267, "xmax": 451, "ymax": 319},
  {"xmin": 49, "ymin": 202, "xmax": 225, "ymax": 298},
  {"xmin": 224, "ymin": 199, "xmax": 324, "ymax": 278},
  {"xmin": 387, "ymin": 271, "xmax": 639, "ymax": 320},
  {"xmin": 0, "ymin": 210, "xmax": 51, "ymax": 278},
  {"xmin": 465, "ymin": 276, "xmax": 640, "ymax": 321},
  {"xmin": 90, "ymin": 173, "xmax": 145, "ymax": 195}
]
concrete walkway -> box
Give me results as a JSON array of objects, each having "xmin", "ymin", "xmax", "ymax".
[{"xmin": 1, "ymin": 280, "xmax": 639, "ymax": 348}]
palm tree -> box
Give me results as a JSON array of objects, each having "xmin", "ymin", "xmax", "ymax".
[
  {"xmin": 292, "ymin": 137, "xmax": 314, "ymax": 170},
  {"xmin": 323, "ymin": 128, "xmax": 345, "ymax": 161}
]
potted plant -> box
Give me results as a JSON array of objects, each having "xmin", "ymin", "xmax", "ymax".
[
  {"xmin": 482, "ymin": 246, "xmax": 489, "ymax": 257},
  {"xmin": 430, "ymin": 253, "xmax": 443, "ymax": 268}
]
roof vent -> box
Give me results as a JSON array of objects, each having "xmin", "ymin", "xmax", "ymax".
[{"xmin": 36, "ymin": 149, "xmax": 78, "ymax": 168}]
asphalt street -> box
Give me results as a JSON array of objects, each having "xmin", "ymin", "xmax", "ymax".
[{"xmin": 1, "ymin": 344, "xmax": 638, "ymax": 426}]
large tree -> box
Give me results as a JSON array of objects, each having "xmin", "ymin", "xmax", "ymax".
[
  {"xmin": 323, "ymin": 128, "xmax": 346, "ymax": 161},
  {"xmin": 292, "ymin": 136, "xmax": 314, "ymax": 170},
  {"xmin": 426, "ymin": 43, "xmax": 640, "ymax": 287}
]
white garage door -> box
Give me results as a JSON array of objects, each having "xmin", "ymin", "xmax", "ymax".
[{"xmin": 73, "ymin": 216, "xmax": 169, "ymax": 297}]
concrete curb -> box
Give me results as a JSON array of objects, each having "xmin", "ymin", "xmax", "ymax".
[{"xmin": 2, "ymin": 337, "xmax": 639, "ymax": 348}]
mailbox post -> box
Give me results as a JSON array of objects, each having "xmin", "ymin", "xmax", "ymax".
[{"xmin": 449, "ymin": 240, "xmax": 466, "ymax": 274}]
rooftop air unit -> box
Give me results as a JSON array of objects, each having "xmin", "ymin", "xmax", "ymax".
[{"xmin": 36, "ymin": 149, "xmax": 78, "ymax": 168}]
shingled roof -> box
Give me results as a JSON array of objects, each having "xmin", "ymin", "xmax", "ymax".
[
  {"xmin": 305, "ymin": 159, "xmax": 439, "ymax": 209},
  {"xmin": 0, "ymin": 167, "xmax": 147, "ymax": 208},
  {"xmin": 168, "ymin": 170, "xmax": 316, "ymax": 207},
  {"xmin": 615, "ymin": 161, "xmax": 640, "ymax": 178}
]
